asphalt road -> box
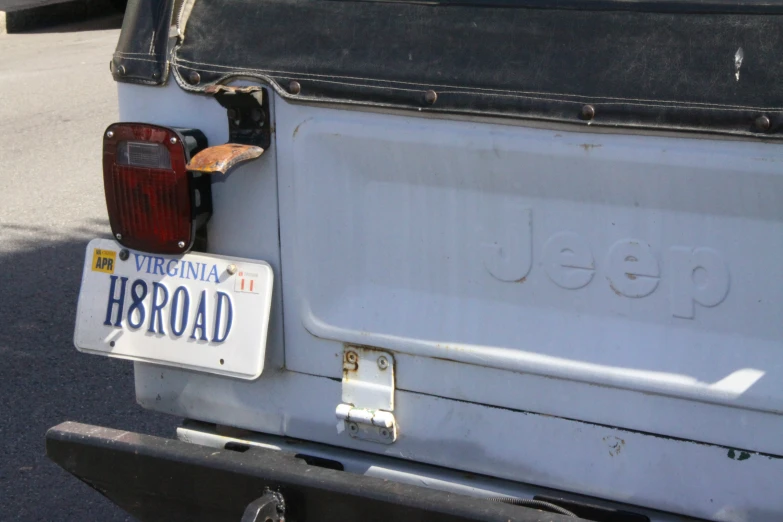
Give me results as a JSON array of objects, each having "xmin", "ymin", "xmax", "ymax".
[{"xmin": 0, "ymin": 15, "xmax": 179, "ymax": 521}]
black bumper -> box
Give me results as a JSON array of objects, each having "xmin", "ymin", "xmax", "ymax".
[{"xmin": 46, "ymin": 421, "xmax": 577, "ymax": 522}]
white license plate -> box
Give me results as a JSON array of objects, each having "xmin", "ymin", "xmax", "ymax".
[{"xmin": 74, "ymin": 238, "xmax": 273, "ymax": 379}]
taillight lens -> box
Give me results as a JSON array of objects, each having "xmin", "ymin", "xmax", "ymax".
[{"xmin": 102, "ymin": 123, "xmax": 210, "ymax": 255}]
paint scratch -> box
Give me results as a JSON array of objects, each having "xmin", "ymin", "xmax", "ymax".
[
  {"xmin": 735, "ymin": 47, "xmax": 744, "ymax": 81},
  {"xmin": 604, "ymin": 436, "xmax": 625, "ymax": 456}
]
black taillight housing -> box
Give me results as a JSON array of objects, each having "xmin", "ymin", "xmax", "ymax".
[{"xmin": 102, "ymin": 123, "xmax": 211, "ymax": 255}]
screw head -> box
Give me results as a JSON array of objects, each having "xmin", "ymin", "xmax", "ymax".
[
  {"xmin": 346, "ymin": 351, "xmax": 358, "ymax": 364},
  {"xmin": 117, "ymin": 65, "xmax": 126, "ymax": 76},
  {"xmin": 226, "ymin": 264, "xmax": 238, "ymax": 275},
  {"xmin": 755, "ymin": 115, "xmax": 771, "ymax": 132},
  {"xmin": 424, "ymin": 89, "xmax": 438, "ymax": 105},
  {"xmin": 380, "ymin": 428, "xmax": 391, "ymax": 439},
  {"xmin": 119, "ymin": 249, "xmax": 129, "ymax": 261},
  {"xmin": 581, "ymin": 104, "xmax": 596, "ymax": 120},
  {"xmin": 187, "ymin": 71, "xmax": 201, "ymax": 85},
  {"xmin": 115, "ymin": 233, "xmax": 122, "ymax": 240},
  {"xmin": 347, "ymin": 422, "xmax": 359, "ymax": 434},
  {"xmin": 177, "ymin": 241, "xmax": 186, "ymax": 249},
  {"xmin": 377, "ymin": 356, "xmax": 389, "ymax": 370},
  {"xmin": 106, "ymin": 130, "xmax": 114, "ymax": 138},
  {"xmin": 169, "ymin": 136, "xmax": 178, "ymax": 145},
  {"xmin": 288, "ymin": 80, "xmax": 301, "ymax": 95}
]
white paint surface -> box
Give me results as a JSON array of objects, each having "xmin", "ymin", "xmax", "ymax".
[{"xmin": 119, "ymin": 81, "xmax": 783, "ymax": 521}]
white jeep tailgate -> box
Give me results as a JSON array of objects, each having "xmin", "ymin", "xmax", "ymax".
[{"xmin": 276, "ymin": 102, "xmax": 783, "ymax": 455}]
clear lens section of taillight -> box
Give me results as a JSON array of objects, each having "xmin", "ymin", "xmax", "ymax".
[
  {"xmin": 103, "ymin": 123, "xmax": 209, "ymax": 255},
  {"xmin": 116, "ymin": 141, "xmax": 172, "ymax": 169}
]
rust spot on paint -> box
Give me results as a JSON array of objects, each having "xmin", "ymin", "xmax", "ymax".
[
  {"xmin": 603, "ymin": 436, "xmax": 625, "ymax": 456},
  {"xmin": 580, "ymin": 143, "xmax": 602, "ymax": 151},
  {"xmin": 626, "ymin": 273, "xmax": 637, "ymax": 280},
  {"xmin": 292, "ymin": 117, "xmax": 313, "ymax": 139},
  {"xmin": 515, "ymin": 277, "xmax": 527, "ymax": 284},
  {"xmin": 344, "ymin": 350, "xmax": 359, "ymax": 373}
]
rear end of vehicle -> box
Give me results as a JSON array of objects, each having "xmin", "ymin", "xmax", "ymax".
[{"xmin": 47, "ymin": 0, "xmax": 783, "ymax": 520}]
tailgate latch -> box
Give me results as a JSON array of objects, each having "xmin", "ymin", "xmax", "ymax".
[{"xmin": 336, "ymin": 346, "xmax": 397, "ymax": 444}]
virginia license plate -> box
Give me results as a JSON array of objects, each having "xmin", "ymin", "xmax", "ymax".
[{"xmin": 74, "ymin": 238, "xmax": 273, "ymax": 379}]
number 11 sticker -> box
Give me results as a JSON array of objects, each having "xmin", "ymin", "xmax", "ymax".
[{"xmin": 234, "ymin": 271, "xmax": 260, "ymax": 294}]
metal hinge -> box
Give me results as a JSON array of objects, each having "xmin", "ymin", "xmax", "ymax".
[{"xmin": 335, "ymin": 346, "xmax": 397, "ymax": 444}]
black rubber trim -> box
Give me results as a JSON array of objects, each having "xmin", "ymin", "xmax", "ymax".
[
  {"xmin": 111, "ymin": 0, "xmax": 173, "ymax": 85},
  {"xmin": 333, "ymin": 0, "xmax": 783, "ymax": 15},
  {"xmin": 169, "ymin": 0, "xmax": 783, "ymax": 139}
]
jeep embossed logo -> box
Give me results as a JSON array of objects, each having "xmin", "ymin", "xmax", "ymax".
[{"xmin": 483, "ymin": 209, "xmax": 730, "ymax": 319}]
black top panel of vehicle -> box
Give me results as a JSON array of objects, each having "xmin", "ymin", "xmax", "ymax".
[
  {"xmin": 112, "ymin": 0, "xmax": 172, "ymax": 85},
  {"xmin": 331, "ymin": 0, "xmax": 783, "ymax": 12},
  {"xmin": 114, "ymin": 0, "xmax": 783, "ymax": 138}
]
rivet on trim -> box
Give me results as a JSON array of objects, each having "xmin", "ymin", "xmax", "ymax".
[
  {"xmin": 581, "ymin": 104, "xmax": 596, "ymax": 121},
  {"xmin": 755, "ymin": 115, "xmax": 771, "ymax": 132}
]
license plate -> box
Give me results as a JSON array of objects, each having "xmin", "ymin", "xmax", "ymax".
[{"xmin": 74, "ymin": 238, "xmax": 273, "ymax": 379}]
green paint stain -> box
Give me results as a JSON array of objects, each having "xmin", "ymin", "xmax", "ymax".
[{"xmin": 727, "ymin": 449, "xmax": 751, "ymax": 461}]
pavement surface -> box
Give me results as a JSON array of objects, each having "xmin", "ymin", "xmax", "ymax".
[
  {"xmin": 0, "ymin": 0, "xmax": 116, "ymax": 34},
  {"xmin": 0, "ymin": 0, "xmax": 71, "ymax": 10},
  {"xmin": 0, "ymin": 15, "xmax": 179, "ymax": 521}
]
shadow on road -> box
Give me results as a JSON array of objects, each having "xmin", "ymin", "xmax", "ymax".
[
  {"xmin": 0, "ymin": 223, "xmax": 178, "ymax": 521},
  {"xmin": 9, "ymin": 7, "xmax": 124, "ymax": 35}
]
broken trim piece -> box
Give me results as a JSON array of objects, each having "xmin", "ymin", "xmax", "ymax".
[
  {"xmin": 187, "ymin": 144, "xmax": 264, "ymax": 175},
  {"xmin": 206, "ymin": 85, "xmax": 272, "ymax": 149}
]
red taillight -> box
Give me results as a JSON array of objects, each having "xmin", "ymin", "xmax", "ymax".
[{"xmin": 103, "ymin": 123, "xmax": 210, "ymax": 254}]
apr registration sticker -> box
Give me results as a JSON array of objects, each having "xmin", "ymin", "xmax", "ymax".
[{"xmin": 91, "ymin": 248, "xmax": 116, "ymax": 274}]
